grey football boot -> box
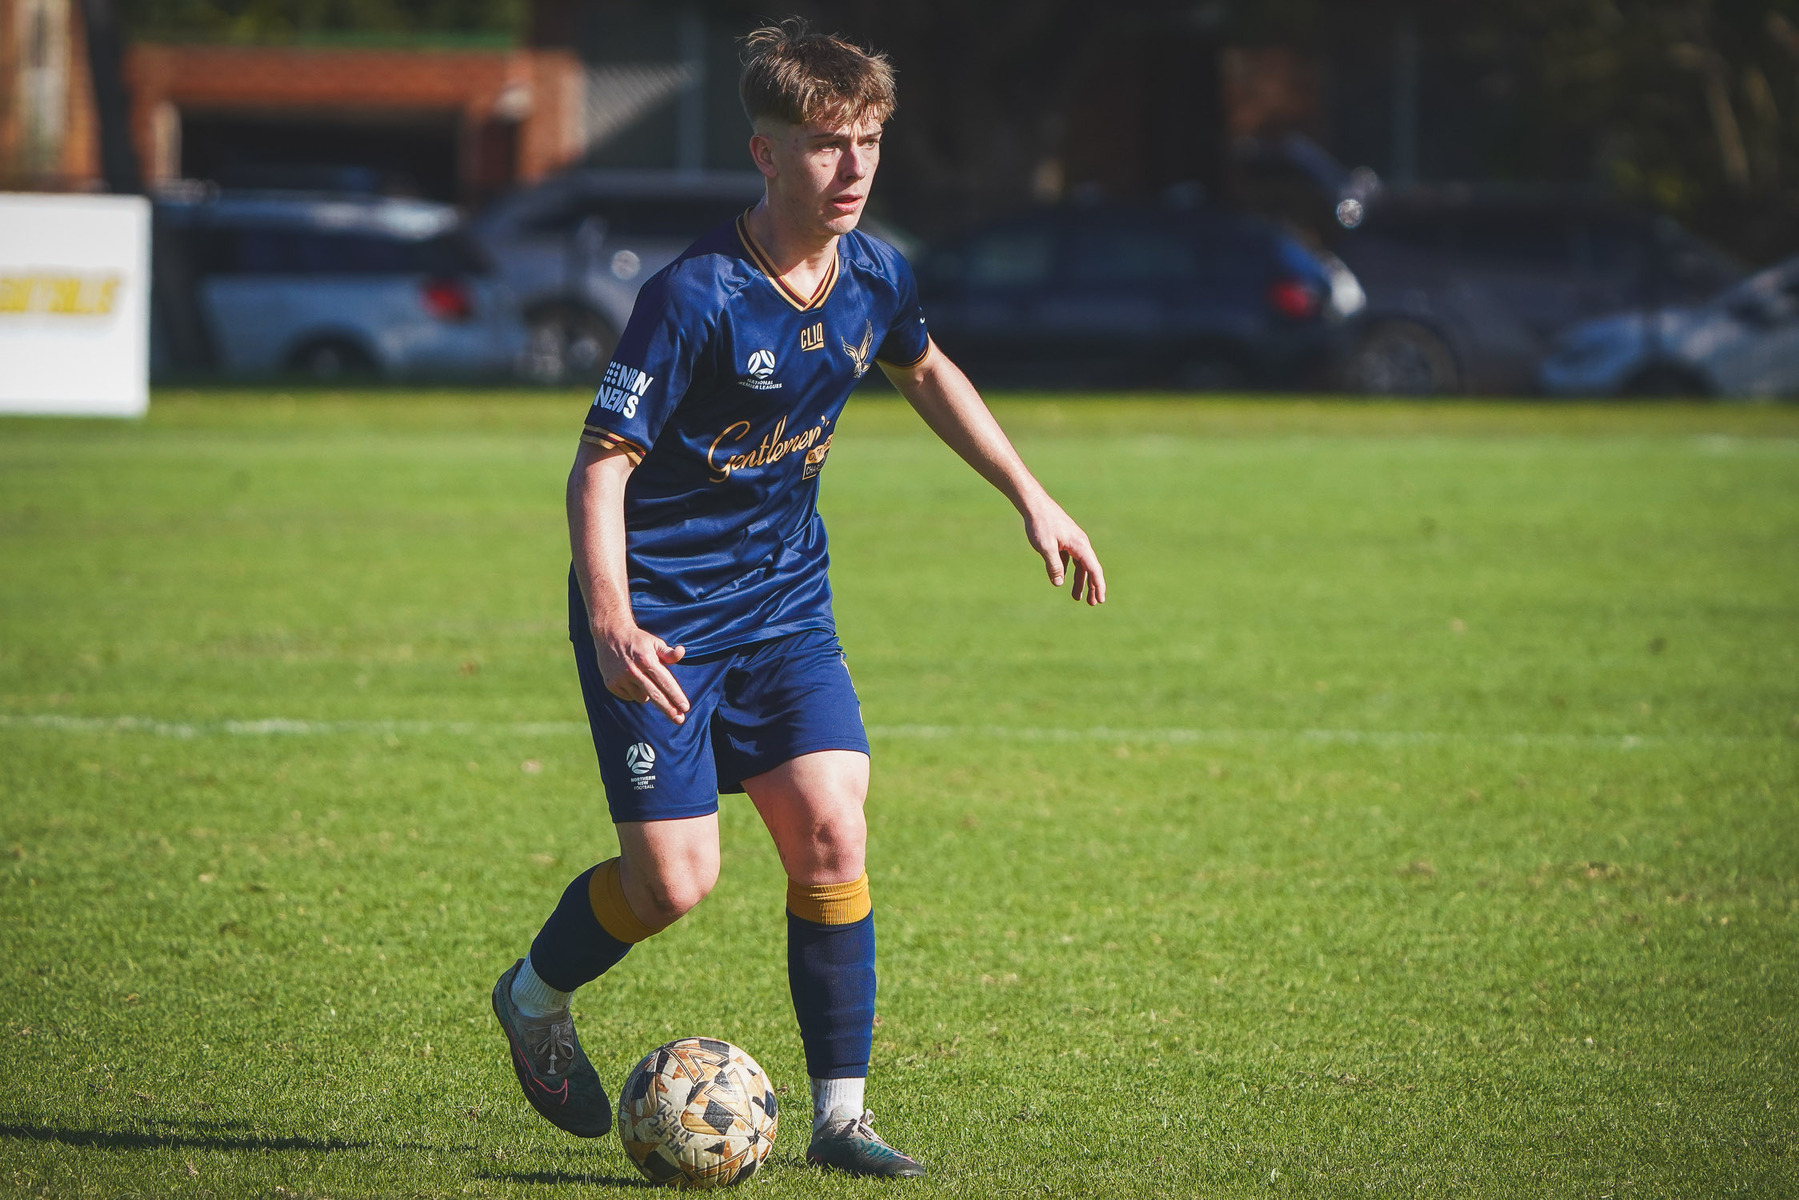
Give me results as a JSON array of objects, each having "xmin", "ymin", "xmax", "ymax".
[
  {"xmin": 806, "ymin": 1109, "xmax": 926, "ymax": 1178},
  {"xmin": 491, "ymin": 959, "xmax": 611, "ymax": 1137}
]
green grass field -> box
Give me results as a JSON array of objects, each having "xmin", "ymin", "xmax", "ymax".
[{"xmin": 2, "ymin": 390, "xmax": 1796, "ymax": 1198}]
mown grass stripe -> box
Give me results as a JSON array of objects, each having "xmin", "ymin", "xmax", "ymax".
[{"xmin": 0, "ymin": 711, "xmax": 1769, "ymax": 750}]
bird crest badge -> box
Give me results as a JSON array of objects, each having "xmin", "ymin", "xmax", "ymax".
[{"xmin": 840, "ymin": 321, "xmax": 874, "ymax": 379}]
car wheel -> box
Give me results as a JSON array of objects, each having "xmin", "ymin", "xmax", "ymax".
[
  {"xmin": 1343, "ymin": 321, "xmax": 1460, "ymax": 396},
  {"xmin": 523, "ymin": 305, "xmax": 617, "ymax": 385},
  {"xmin": 1623, "ymin": 364, "xmax": 1709, "ymax": 398},
  {"xmin": 288, "ymin": 339, "xmax": 376, "ymax": 381}
]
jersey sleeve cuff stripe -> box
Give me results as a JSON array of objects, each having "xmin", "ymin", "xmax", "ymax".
[
  {"xmin": 580, "ymin": 427, "xmax": 647, "ymax": 464},
  {"xmin": 875, "ymin": 339, "xmax": 933, "ymax": 370}
]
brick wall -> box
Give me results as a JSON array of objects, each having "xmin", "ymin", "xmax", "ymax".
[
  {"xmin": 0, "ymin": 0, "xmax": 99, "ymax": 192},
  {"xmin": 123, "ymin": 42, "xmax": 584, "ymax": 201}
]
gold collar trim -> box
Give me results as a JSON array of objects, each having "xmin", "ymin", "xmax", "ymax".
[{"xmin": 736, "ymin": 212, "xmax": 840, "ymax": 312}]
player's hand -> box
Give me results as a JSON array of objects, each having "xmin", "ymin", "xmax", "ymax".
[
  {"xmin": 595, "ymin": 623, "xmax": 690, "ymax": 723},
  {"xmin": 1024, "ymin": 501, "xmax": 1106, "ymax": 606}
]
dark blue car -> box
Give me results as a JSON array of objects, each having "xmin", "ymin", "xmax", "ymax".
[{"xmin": 915, "ymin": 204, "xmax": 1363, "ymax": 389}]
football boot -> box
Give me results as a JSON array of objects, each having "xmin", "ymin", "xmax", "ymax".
[
  {"xmin": 806, "ymin": 1109, "xmax": 926, "ymax": 1178},
  {"xmin": 491, "ymin": 959, "xmax": 611, "ymax": 1137}
]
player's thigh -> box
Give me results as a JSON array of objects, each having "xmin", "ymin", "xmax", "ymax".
[
  {"xmin": 743, "ymin": 749, "xmax": 870, "ymax": 885},
  {"xmin": 569, "ymin": 569, "xmax": 727, "ymax": 825},
  {"xmin": 616, "ymin": 813, "xmax": 722, "ymax": 922}
]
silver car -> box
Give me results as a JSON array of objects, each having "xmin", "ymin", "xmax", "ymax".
[
  {"xmin": 1331, "ymin": 191, "xmax": 1741, "ymax": 395},
  {"xmin": 471, "ymin": 170, "xmax": 766, "ymax": 384},
  {"xmin": 1540, "ymin": 254, "xmax": 1799, "ymax": 398},
  {"xmin": 155, "ymin": 192, "xmax": 527, "ymax": 380}
]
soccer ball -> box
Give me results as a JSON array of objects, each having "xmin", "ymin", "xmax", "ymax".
[{"xmin": 618, "ymin": 1037, "xmax": 778, "ymax": 1188}]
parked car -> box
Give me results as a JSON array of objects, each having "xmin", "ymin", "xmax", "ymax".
[
  {"xmin": 1540, "ymin": 253, "xmax": 1799, "ymax": 398},
  {"xmin": 915, "ymin": 203, "xmax": 1364, "ymax": 390},
  {"xmin": 472, "ymin": 169, "xmax": 768, "ymax": 383},
  {"xmin": 154, "ymin": 191, "xmax": 525, "ymax": 380},
  {"xmin": 1329, "ymin": 190, "xmax": 1742, "ymax": 394}
]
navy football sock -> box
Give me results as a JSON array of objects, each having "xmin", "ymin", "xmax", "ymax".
[
  {"xmin": 786, "ymin": 910, "xmax": 876, "ymax": 1080},
  {"xmin": 527, "ymin": 865, "xmax": 633, "ymax": 993}
]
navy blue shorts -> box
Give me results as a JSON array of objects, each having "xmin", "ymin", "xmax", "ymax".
[{"xmin": 569, "ymin": 572, "xmax": 869, "ymax": 823}]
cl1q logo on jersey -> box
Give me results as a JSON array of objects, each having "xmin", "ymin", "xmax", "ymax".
[
  {"xmin": 625, "ymin": 742, "xmax": 657, "ymax": 789},
  {"xmin": 742, "ymin": 349, "xmax": 782, "ymax": 391}
]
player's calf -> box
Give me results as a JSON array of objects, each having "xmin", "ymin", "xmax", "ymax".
[
  {"xmin": 785, "ymin": 872, "xmax": 923, "ymax": 1177},
  {"xmin": 494, "ymin": 859, "xmax": 665, "ymax": 1136}
]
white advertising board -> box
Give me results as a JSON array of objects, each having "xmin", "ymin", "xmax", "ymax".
[{"xmin": 0, "ymin": 192, "xmax": 151, "ymax": 416}]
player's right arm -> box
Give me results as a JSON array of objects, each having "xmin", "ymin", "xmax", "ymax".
[
  {"xmin": 567, "ymin": 261, "xmax": 708, "ymax": 724},
  {"xmin": 567, "ymin": 442, "xmax": 690, "ymax": 724}
]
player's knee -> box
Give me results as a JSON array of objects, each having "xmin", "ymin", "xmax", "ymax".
[
  {"xmin": 795, "ymin": 807, "xmax": 867, "ymax": 882},
  {"xmin": 636, "ymin": 858, "xmax": 718, "ymax": 927},
  {"xmin": 639, "ymin": 879, "xmax": 710, "ymax": 926}
]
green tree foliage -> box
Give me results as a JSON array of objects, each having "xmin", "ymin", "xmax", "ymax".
[
  {"xmin": 116, "ymin": 0, "xmax": 525, "ymax": 41},
  {"xmin": 1236, "ymin": 0, "xmax": 1799, "ymax": 257},
  {"xmin": 1445, "ymin": 0, "xmax": 1798, "ymax": 243},
  {"xmin": 817, "ymin": 0, "xmax": 1799, "ymax": 255}
]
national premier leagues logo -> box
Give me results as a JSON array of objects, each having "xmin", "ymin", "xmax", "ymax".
[{"xmin": 742, "ymin": 348, "xmax": 783, "ymax": 391}]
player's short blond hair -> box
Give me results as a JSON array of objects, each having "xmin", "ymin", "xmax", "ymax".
[{"xmin": 738, "ymin": 17, "xmax": 896, "ymax": 129}]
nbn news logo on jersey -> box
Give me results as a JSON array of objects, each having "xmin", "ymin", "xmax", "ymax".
[{"xmin": 596, "ymin": 361, "xmax": 654, "ymax": 417}]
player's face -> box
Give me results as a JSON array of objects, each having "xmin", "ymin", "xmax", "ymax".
[{"xmin": 754, "ymin": 115, "xmax": 883, "ymax": 240}]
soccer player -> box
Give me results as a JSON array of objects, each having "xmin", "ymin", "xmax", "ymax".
[{"xmin": 491, "ymin": 18, "xmax": 1105, "ymax": 1178}]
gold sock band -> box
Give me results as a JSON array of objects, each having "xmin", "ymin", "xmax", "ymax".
[
  {"xmin": 588, "ymin": 858, "xmax": 659, "ymax": 944},
  {"xmin": 787, "ymin": 872, "xmax": 872, "ymax": 925}
]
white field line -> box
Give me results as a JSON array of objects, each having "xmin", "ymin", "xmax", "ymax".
[
  {"xmin": 0, "ymin": 713, "xmax": 1774, "ymax": 751},
  {"xmin": 0, "ymin": 714, "xmax": 588, "ymax": 739}
]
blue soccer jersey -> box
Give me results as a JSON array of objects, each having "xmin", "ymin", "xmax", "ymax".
[{"xmin": 578, "ymin": 212, "xmax": 931, "ymax": 657}]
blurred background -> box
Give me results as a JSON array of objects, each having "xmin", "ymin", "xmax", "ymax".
[{"xmin": 4, "ymin": 0, "xmax": 1799, "ymax": 395}]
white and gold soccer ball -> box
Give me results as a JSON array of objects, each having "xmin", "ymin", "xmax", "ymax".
[{"xmin": 618, "ymin": 1037, "xmax": 778, "ymax": 1188}]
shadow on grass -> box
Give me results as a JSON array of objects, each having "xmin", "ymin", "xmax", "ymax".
[
  {"xmin": 475, "ymin": 1169, "xmax": 657, "ymax": 1187},
  {"xmin": 476, "ymin": 1155, "xmax": 814, "ymax": 1189},
  {"xmin": 0, "ymin": 1117, "xmax": 437, "ymax": 1154}
]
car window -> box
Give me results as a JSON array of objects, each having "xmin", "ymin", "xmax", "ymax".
[
  {"xmin": 416, "ymin": 231, "xmax": 494, "ymax": 275},
  {"xmin": 1654, "ymin": 221, "xmax": 1745, "ymax": 293},
  {"xmin": 1359, "ymin": 210, "xmax": 1452, "ymax": 254},
  {"xmin": 1193, "ymin": 225, "xmax": 1281, "ymax": 284},
  {"xmin": 1065, "ymin": 223, "xmax": 1197, "ymax": 284},
  {"xmin": 204, "ymin": 226, "xmax": 484, "ymax": 276},
  {"xmin": 1580, "ymin": 220, "xmax": 1652, "ymax": 275},
  {"xmin": 1453, "ymin": 214, "xmax": 1574, "ymax": 266},
  {"xmin": 522, "ymin": 196, "xmax": 751, "ymax": 238},
  {"xmin": 964, "ymin": 227, "xmax": 1054, "ymax": 288}
]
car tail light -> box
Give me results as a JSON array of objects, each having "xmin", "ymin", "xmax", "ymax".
[
  {"xmin": 421, "ymin": 278, "xmax": 474, "ymax": 322},
  {"xmin": 1266, "ymin": 277, "xmax": 1321, "ymax": 320}
]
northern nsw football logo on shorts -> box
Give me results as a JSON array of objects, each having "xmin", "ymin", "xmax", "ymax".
[{"xmin": 626, "ymin": 742, "xmax": 657, "ymax": 789}]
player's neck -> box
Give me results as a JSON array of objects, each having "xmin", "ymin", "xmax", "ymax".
[{"xmin": 744, "ymin": 200, "xmax": 839, "ymax": 297}]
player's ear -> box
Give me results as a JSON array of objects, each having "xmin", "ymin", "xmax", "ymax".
[{"xmin": 748, "ymin": 129, "xmax": 778, "ymax": 179}]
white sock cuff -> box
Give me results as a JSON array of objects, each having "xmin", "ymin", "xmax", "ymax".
[
  {"xmin": 811, "ymin": 1076, "xmax": 867, "ymax": 1130},
  {"xmin": 510, "ymin": 956, "xmax": 572, "ymax": 1018}
]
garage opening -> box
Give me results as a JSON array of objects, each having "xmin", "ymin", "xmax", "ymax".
[{"xmin": 179, "ymin": 110, "xmax": 462, "ymax": 202}]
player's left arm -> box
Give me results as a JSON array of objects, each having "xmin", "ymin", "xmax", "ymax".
[{"xmin": 879, "ymin": 342, "xmax": 1106, "ymax": 605}]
